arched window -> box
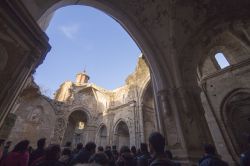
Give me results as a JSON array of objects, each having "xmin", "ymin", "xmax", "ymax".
[{"xmin": 214, "ymin": 53, "xmax": 230, "ymax": 69}]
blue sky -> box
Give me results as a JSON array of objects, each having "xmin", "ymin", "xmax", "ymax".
[{"xmin": 34, "ymin": 5, "xmax": 141, "ymax": 97}]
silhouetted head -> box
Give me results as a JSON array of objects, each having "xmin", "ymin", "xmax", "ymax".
[
  {"xmin": 45, "ymin": 144, "xmax": 61, "ymax": 160},
  {"xmin": 62, "ymin": 148, "xmax": 71, "ymax": 156},
  {"xmin": 140, "ymin": 143, "xmax": 148, "ymax": 153},
  {"xmin": 131, "ymin": 146, "xmax": 136, "ymax": 155},
  {"xmin": 37, "ymin": 138, "xmax": 46, "ymax": 149},
  {"xmin": 120, "ymin": 146, "xmax": 130, "ymax": 155},
  {"xmin": 13, "ymin": 140, "xmax": 29, "ymax": 153},
  {"xmin": 85, "ymin": 142, "xmax": 96, "ymax": 154},
  {"xmin": 65, "ymin": 141, "xmax": 71, "ymax": 147},
  {"xmin": 204, "ymin": 144, "xmax": 216, "ymax": 155},
  {"xmin": 149, "ymin": 132, "xmax": 165, "ymax": 154},
  {"xmin": 98, "ymin": 146, "xmax": 104, "ymax": 152},
  {"xmin": 89, "ymin": 152, "xmax": 109, "ymax": 165},
  {"xmin": 6, "ymin": 141, "xmax": 12, "ymax": 147},
  {"xmin": 76, "ymin": 143, "xmax": 83, "ymax": 150},
  {"xmin": 0, "ymin": 139, "xmax": 5, "ymax": 146},
  {"xmin": 112, "ymin": 145, "xmax": 116, "ymax": 150}
]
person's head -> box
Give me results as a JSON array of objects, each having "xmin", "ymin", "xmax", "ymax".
[
  {"xmin": 112, "ymin": 145, "xmax": 116, "ymax": 151},
  {"xmin": 0, "ymin": 139, "xmax": 5, "ymax": 146},
  {"xmin": 6, "ymin": 141, "xmax": 12, "ymax": 147},
  {"xmin": 45, "ymin": 144, "xmax": 61, "ymax": 160},
  {"xmin": 140, "ymin": 143, "xmax": 148, "ymax": 153},
  {"xmin": 203, "ymin": 144, "xmax": 216, "ymax": 155},
  {"xmin": 37, "ymin": 138, "xmax": 46, "ymax": 149},
  {"xmin": 65, "ymin": 141, "xmax": 71, "ymax": 147},
  {"xmin": 89, "ymin": 152, "xmax": 109, "ymax": 166},
  {"xmin": 13, "ymin": 140, "xmax": 29, "ymax": 153},
  {"xmin": 98, "ymin": 146, "xmax": 104, "ymax": 152},
  {"xmin": 148, "ymin": 132, "xmax": 165, "ymax": 154},
  {"xmin": 85, "ymin": 142, "xmax": 96, "ymax": 154},
  {"xmin": 76, "ymin": 143, "xmax": 83, "ymax": 150},
  {"xmin": 131, "ymin": 146, "xmax": 136, "ymax": 155},
  {"xmin": 62, "ymin": 148, "xmax": 71, "ymax": 156},
  {"xmin": 119, "ymin": 146, "xmax": 130, "ymax": 155}
]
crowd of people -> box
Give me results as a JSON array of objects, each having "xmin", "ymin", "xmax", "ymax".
[{"xmin": 0, "ymin": 132, "xmax": 249, "ymax": 166}]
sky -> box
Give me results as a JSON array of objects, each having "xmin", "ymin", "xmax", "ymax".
[
  {"xmin": 215, "ymin": 53, "xmax": 230, "ymax": 69},
  {"xmin": 34, "ymin": 5, "xmax": 141, "ymax": 98}
]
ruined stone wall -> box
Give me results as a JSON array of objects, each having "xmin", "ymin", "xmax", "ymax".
[
  {"xmin": 2, "ymin": 57, "xmax": 155, "ymax": 151},
  {"xmin": 198, "ymin": 31, "xmax": 250, "ymax": 163},
  {"xmin": 8, "ymin": 95, "xmax": 56, "ymax": 148}
]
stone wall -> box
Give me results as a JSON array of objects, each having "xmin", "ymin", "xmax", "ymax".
[{"xmin": 8, "ymin": 90, "xmax": 56, "ymax": 148}]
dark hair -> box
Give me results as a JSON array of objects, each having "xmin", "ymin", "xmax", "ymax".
[
  {"xmin": 131, "ymin": 146, "xmax": 136, "ymax": 155},
  {"xmin": 37, "ymin": 138, "xmax": 46, "ymax": 149},
  {"xmin": 13, "ymin": 140, "xmax": 29, "ymax": 152},
  {"xmin": 204, "ymin": 144, "xmax": 216, "ymax": 155},
  {"xmin": 45, "ymin": 144, "xmax": 61, "ymax": 160},
  {"xmin": 112, "ymin": 145, "xmax": 116, "ymax": 150},
  {"xmin": 6, "ymin": 141, "xmax": 12, "ymax": 146},
  {"xmin": 0, "ymin": 139, "xmax": 5, "ymax": 146},
  {"xmin": 120, "ymin": 146, "xmax": 131, "ymax": 154},
  {"xmin": 65, "ymin": 141, "xmax": 71, "ymax": 147},
  {"xmin": 89, "ymin": 152, "xmax": 109, "ymax": 165},
  {"xmin": 98, "ymin": 146, "xmax": 104, "ymax": 152},
  {"xmin": 76, "ymin": 143, "xmax": 83, "ymax": 150},
  {"xmin": 62, "ymin": 148, "xmax": 71, "ymax": 156},
  {"xmin": 149, "ymin": 132, "xmax": 165, "ymax": 153},
  {"xmin": 248, "ymin": 135, "xmax": 250, "ymax": 144},
  {"xmin": 85, "ymin": 142, "xmax": 96, "ymax": 152},
  {"xmin": 140, "ymin": 143, "xmax": 148, "ymax": 153}
]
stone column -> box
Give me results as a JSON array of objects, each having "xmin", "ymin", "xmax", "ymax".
[
  {"xmin": 85, "ymin": 125, "xmax": 97, "ymax": 143},
  {"xmin": 138, "ymin": 103, "xmax": 145, "ymax": 143},
  {"xmin": 0, "ymin": 0, "xmax": 50, "ymax": 127},
  {"xmin": 107, "ymin": 113, "xmax": 115, "ymax": 146},
  {"xmin": 156, "ymin": 85, "xmax": 215, "ymax": 164},
  {"xmin": 200, "ymin": 91, "xmax": 235, "ymax": 164},
  {"xmin": 157, "ymin": 89, "xmax": 186, "ymax": 158},
  {"xmin": 151, "ymin": 75, "xmax": 165, "ymax": 134}
]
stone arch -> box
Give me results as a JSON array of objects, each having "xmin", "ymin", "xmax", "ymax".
[
  {"xmin": 30, "ymin": 0, "xmax": 171, "ymax": 91},
  {"xmin": 221, "ymin": 88, "xmax": 250, "ymax": 158},
  {"xmin": 62, "ymin": 109, "xmax": 90, "ymax": 146},
  {"xmin": 68, "ymin": 106, "xmax": 92, "ymax": 122},
  {"xmin": 113, "ymin": 119, "xmax": 130, "ymax": 150},
  {"xmin": 20, "ymin": 0, "xmax": 178, "ymax": 146},
  {"xmin": 138, "ymin": 76, "xmax": 151, "ymax": 101},
  {"xmin": 139, "ymin": 80, "xmax": 157, "ymax": 143},
  {"xmin": 183, "ymin": 19, "xmax": 250, "ymax": 86},
  {"xmin": 96, "ymin": 123, "xmax": 108, "ymax": 147}
]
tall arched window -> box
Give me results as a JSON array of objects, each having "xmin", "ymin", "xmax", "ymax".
[{"xmin": 214, "ymin": 53, "xmax": 230, "ymax": 69}]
